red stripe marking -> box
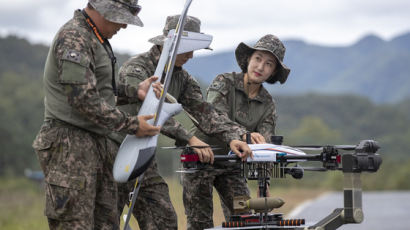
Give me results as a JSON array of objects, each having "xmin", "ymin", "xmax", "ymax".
[{"xmin": 180, "ymin": 154, "xmax": 199, "ymax": 162}]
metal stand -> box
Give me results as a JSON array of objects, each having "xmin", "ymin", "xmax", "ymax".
[
  {"xmin": 308, "ymin": 172, "xmax": 363, "ymax": 230},
  {"xmin": 123, "ymin": 173, "xmax": 145, "ymax": 230}
]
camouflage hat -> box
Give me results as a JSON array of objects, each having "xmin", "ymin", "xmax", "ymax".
[
  {"xmin": 89, "ymin": 0, "xmax": 143, "ymax": 26},
  {"xmin": 235, "ymin": 34, "xmax": 290, "ymax": 84},
  {"xmin": 148, "ymin": 15, "xmax": 201, "ymax": 45}
]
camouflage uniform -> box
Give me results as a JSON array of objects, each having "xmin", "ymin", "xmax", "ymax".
[
  {"xmin": 184, "ymin": 34, "xmax": 290, "ymax": 230},
  {"xmin": 116, "ymin": 15, "xmax": 247, "ymax": 230},
  {"xmin": 32, "ymin": 1, "xmax": 144, "ymax": 229}
]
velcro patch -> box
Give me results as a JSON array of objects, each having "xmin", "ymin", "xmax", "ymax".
[
  {"xmin": 59, "ymin": 50, "xmax": 90, "ymax": 84},
  {"xmin": 61, "ymin": 49, "xmax": 90, "ymax": 67},
  {"xmin": 131, "ymin": 66, "xmax": 149, "ymax": 81},
  {"xmin": 209, "ymin": 81, "xmax": 225, "ymax": 91},
  {"xmin": 65, "ymin": 50, "xmax": 81, "ymax": 63}
]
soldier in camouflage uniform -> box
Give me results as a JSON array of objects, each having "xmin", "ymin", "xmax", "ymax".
[
  {"xmin": 32, "ymin": 1, "xmax": 161, "ymax": 229},
  {"xmin": 183, "ymin": 34, "xmax": 291, "ymax": 229},
  {"xmin": 115, "ymin": 15, "xmax": 252, "ymax": 229}
]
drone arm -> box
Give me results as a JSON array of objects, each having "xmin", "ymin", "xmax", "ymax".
[{"xmin": 213, "ymin": 155, "xmax": 239, "ymax": 161}]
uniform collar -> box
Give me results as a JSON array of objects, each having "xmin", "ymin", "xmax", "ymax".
[
  {"xmin": 74, "ymin": 9, "xmax": 89, "ymax": 29},
  {"xmin": 234, "ymin": 72, "xmax": 271, "ymax": 103}
]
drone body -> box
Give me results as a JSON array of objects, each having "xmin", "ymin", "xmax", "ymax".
[{"xmin": 177, "ymin": 139, "xmax": 382, "ymax": 230}]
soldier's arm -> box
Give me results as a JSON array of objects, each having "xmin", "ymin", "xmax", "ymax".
[
  {"xmin": 180, "ymin": 74, "xmax": 251, "ymax": 159},
  {"xmin": 161, "ymin": 118, "xmax": 194, "ymax": 145},
  {"xmin": 56, "ymin": 39, "xmax": 143, "ymax": 135},
  {"xmin": 117, "ymin": 62, "xmax": 151, "ymax": 102},
  {"xmin": 179, "ymin": 73, "xmax": 246, "ymax": 144},
  {"xmin": 206, "ymin": 75, "xmax": 236, "ymax": 116},
  {"xmin": 208, "ymin": 75, "xmax": 275, "ymax": 144},
  {"xmin": 206, "ymin": 74, "xmax": 251, "ymax": 140},
  {"xmin": 118, "ymin": 61, "xmax": 193, "ymax": 142},
  {"xmin": 162, "ymin": 117, "xmax": 214, "ymax": 163}
]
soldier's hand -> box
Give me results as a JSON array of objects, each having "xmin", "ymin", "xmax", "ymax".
[
  {"xmin": 189, "ymin": 136, "xmax": 214, "ymax": 164},
  {"xmin": 135, "ymin": 114, "xmax": 161, "ymax": 137},
  {"xmin": 229, "ymin": 140, "xmax": 253, "ymax": 161},
  {"xmin": 242, "ymin": 132, "xmax": 266, "ymax": 144},
  {"xmin": 137, "ymin": 76, "xmax": 158, "ymax": 101},
  {"xmin": 152, "ymin": 82, "xmax": 164, "ymax": 99}
]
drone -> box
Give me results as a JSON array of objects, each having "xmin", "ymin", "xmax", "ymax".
[{"xmin": 174, "ymin": 136, "xmax": 382, "ymax": 230}]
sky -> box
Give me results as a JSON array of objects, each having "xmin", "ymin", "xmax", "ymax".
[{"xmin": 0, "ymin": 0, "xmax": 409, "ymax": 55}]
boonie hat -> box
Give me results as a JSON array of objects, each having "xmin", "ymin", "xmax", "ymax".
[
  {"xmin": 89, "ymin": 0, "xmax": 143, "ymax": 26},
  {"xmin": 148, "ymin": 15, "xmax": 201, "ymax": 45},
  {"xmin": 235, "ymin": 34, "xmax": 290, "ymax": 84}
]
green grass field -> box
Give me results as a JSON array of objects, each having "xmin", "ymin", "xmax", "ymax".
[
  {"xmin": 0, "ymin": 177, "xmax": 324, "ymax": 230},
  {"xmin": 0, "ymin": 178, "xmax": 47, "ymax": 230}
]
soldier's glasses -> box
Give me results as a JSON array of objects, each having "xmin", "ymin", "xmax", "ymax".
[{"xmin": 112, "ymin": 0, "xmax": 142, "ymax": 15}]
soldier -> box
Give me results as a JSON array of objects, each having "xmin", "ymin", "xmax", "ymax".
[
  {"xmin": 32, "ymin": 0, "xmax": 160, "ymax": 229},
  {"xmin": 183, "ymin": 34, "xmax": 291, "ymax": 229},
  {"xmin": 115, "ymin": 15, "xmax": 252, "ymax": 229}
]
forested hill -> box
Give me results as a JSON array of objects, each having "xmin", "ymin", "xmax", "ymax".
[
  {"xmin": 0, "ymin": 35, "xmax": 131, "ymax": 79},
  {"xmin": 185, "ymin": 32, "xmax": 410, "ymax": 104},
  {"xmin": 0, "ymin": 35, "xmax": 49, "ymax": 78},
  {"xmin": 2, "ymin": 32, "xmax": 410, "ymax": 104}
]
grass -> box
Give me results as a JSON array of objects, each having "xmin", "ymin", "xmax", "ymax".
[
  {"xmin": 0, "ymin": 178, "xmax": 48, "ymax": 230},
  {"xmin": 0, "ymin": 177, "xmax": 324, "ymax": 230}
]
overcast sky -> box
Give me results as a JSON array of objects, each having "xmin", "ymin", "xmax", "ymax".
[{"xmin": 1, "ymin": 0, "xmax": 409, "ymax": 55}]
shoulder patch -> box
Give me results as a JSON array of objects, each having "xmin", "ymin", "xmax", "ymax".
[
  {"xmin": 209, "ymin": 81, "xmax": 225, "ymax": 91},
  {"xmin": 208, "ymin": 74, "xmax": 232, "ymax": 96},
  {"xmin": 128, "ymin": 65, "xmax": 149, "ymax": 81},
  {"xmin": 59, "ymin": 50, "xmax": 90, "ymax": 84},
  {"xmin": 61, "ymin": 50, "xmax": 89, "ymax": 67},
  {"xmin": 132, "ymin": 67, "xmax": 144, "ymax": 75}
]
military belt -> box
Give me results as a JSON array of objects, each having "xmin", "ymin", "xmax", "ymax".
[
  {"xmin": 44, "ymin": 119, "xmax": 73, "ymax": 128},
  {"xmin": 44, "ymin": 119, "xmax": 106, "ymax": 138}
]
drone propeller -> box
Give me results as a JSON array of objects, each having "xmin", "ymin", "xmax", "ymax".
[{"xmin": 291, "ymin": 145, "xmax": 356, "ymax": 151}]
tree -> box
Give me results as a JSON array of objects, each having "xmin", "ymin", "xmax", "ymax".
[{"xmin": 285, "ymin": 116, "xmax": 343, "ymax": 145}]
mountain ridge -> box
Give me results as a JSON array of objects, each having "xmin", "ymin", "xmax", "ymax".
[
  {"xmin": 1, "ymin": 31, "xmax": 410, "ymax": 103},
  {"xmin": 184, "ymin": 31, "xmax": 410, "ymax": 103}
]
